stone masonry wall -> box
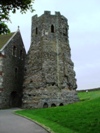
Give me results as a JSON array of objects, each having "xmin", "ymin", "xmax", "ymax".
[
  {"xmin": 0, "ymin": 55, "xmax": 4, "ymax": 107},
  {"xmin": 0, "ymin": 31, "xmax": 26, "ymax": 109},
  {"xmin": 22, "ymin": 11, "xmax": 79, "ymax": 109}
]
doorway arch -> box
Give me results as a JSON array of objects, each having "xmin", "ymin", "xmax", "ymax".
[
  {"xmin": 59, "ymin": 103, "xmax": 64, "ymax": 106},
  {"xmin": 43, "ymin": 103, "xmax": 48, "ymax": 108},
  {"xmin": 9, "ymin": 91, "xmax": 20, "ymax": 107},
  {"xmin": 51, "ymin": 103, "xmax": 56, "ymax": 107}
]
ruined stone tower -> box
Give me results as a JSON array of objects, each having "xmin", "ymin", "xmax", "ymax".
[{"xmin": 22, "ymin": 11, "xmax": 78, "ymax": 108}]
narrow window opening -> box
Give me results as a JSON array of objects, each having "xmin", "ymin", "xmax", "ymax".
[
  {"xmin": 51, "ymin": 25, "xmax": 54, "ymax": 33},
  {"xmin": 12, "ymin": 46, "xmax": 17, "ymax": 56},
  {"xmin": 36, "ymin": 27, "xmax": 38, "ymax": 34},
  {"xmin": 20, "ymin": 50, "xmax": 23, "ymax": 59},
  {"xmin": 15, "ymin": 67, "xmax": 18, "ymax": 73},
  {"xmin": 24, "ymin": 68, "xmax": 27, "ymax": 72},
  {"xmin": 15, "ymin": 67, "xmax": 18, "ymax": 78}
]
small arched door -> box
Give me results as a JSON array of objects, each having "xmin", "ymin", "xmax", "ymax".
[
  {"xmin": 43, "ymin": 103, "xmax": 48, "ymax": 108},
  {"xmin": 9, "ymin": 91, "xmax": 20, "ymax": 107},
  {"xmin": 51, "ymin": 103, "xmax": 56, "ymax": 107}
]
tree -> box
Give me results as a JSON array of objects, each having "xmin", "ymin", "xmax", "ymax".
[
  {"xmin": 0, "ymin": 22, "xmax": 10, "ymax": 35},
  {"xmin": 0, "ymin": 0, "xmax": 34, "ymax": 35}
]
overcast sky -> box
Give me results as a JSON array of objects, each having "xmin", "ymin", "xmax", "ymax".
[{"xmin": 7, "ymin": 0, "xmax": 100, "ymax": 90}]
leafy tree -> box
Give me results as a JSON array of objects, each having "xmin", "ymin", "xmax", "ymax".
[
  {"xmin": 0, "ymin": 0, "xmax": 34, "ymax": 35},
  {"xmin": 0, "ymin": 22, "xmax": 10, "ymax": 35}
]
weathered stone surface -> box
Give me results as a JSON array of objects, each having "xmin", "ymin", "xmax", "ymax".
[
  {"xmin": 0, "ymin": 31, "xmax": 26, "ymax": 109},
  {"xmin": 22, "ymin": 11, "xmax": 79, "ymax": 108}
]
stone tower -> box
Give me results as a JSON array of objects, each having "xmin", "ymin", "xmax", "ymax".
[{"xmin": 22, "ymin": 11, "xmax": 78, "ymax": 108}]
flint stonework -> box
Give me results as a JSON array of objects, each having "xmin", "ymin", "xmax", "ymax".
[
  {"xmin": 22, "ymin": 11, "xmax": 79, "ymax": 108},
  {"xmin": 0, "ymin": 31, "xmax": 26, "ymax": 109}
]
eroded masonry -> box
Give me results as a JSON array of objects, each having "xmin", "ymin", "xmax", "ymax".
[{"xmin": 22, "ymin": 11, "xmax": 79, "ymax": 108}]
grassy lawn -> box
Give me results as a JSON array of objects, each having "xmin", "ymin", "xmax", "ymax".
[
  {"xmin": 78, "ymin": 89, "xmax": 100, "ymax": 101},
  {"xmin": 16, "ymin": 90, "xmax": 100, "ymax": 133}
]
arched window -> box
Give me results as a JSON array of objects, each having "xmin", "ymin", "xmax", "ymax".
[
  {"xmin": 51, "ymin": 25, "xmax": 54, "ymax": 33},
  {"xmin": 36, "ymin": 27, "xmax": 38, "ymax": 34},
  {"xmin": 12, "ymin": 46, "xmax": 17, "ymax": 56}
]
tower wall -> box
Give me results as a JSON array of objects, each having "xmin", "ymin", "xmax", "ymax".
[{"xmin": 22, "ymin": 11, "xmax": 79, "ymax": 108}]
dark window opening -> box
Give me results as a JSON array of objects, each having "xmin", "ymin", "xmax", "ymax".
[
  {"xmin": 30, "ymin": 80, "xmax": 33, "ymax": 83},
  {"xmin": 15, "ymin": 67, "xmax": 18, "ymax": 78},
  {"xmin": 24, "ymin": 68, "xmax": 27, "ymax": 72},
  {"xmin": 51, "ymin": 82, "xmax": 56, "ymax": 86},
  {"xmin": 51, "ymin": 25, "xmax": 54, "ymax": 33},
  {"xmin": 20, "ymin": 50, "xmax": 23, "ymax": 59},
  {"xmin": 51, "ymin": 103, "xmax": 56, "ymax": 107},
  {"xmin": 15, "ymin": 67, "xmax": 18, "ymax": 73},
  {"xmin": 28, "ymin": 94, "xmax": 31, "ymax": 97},
  {"xmin": 43, "ymin": 103, "xmax": 48, "ymax": 108},
  {"xmin": 36, "ymin": 27, "xmax": 38, "ymax": 34},
  {"xmin": 12, "ymin": 46, "xmax": 17, "ymax": 56}
]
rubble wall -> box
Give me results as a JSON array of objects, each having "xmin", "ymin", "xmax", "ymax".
[{"xmin": 22, "ymin": 11, "xmax": 79, "ymax": 108}]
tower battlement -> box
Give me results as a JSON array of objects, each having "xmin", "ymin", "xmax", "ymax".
[
  {"xmin": 31, "ymin": 11, "xmax": 69, "ymax": 46},
  {"xmin": 32, "ymin": 11, "xmax": 67, "ymax": 22}
]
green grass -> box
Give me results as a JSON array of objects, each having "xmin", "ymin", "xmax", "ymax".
[
  {"xmin": 16, "ymin": 90, "xmax": 100, "ymax": 133},
  {"xmin": 78, "ymin": 89, "xmax": 100, "ymax": 101}
]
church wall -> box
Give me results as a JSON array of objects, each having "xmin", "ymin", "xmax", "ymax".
[{"xmin": 0, "ymin": 31, "xmax": 26, "ymax": 109}]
